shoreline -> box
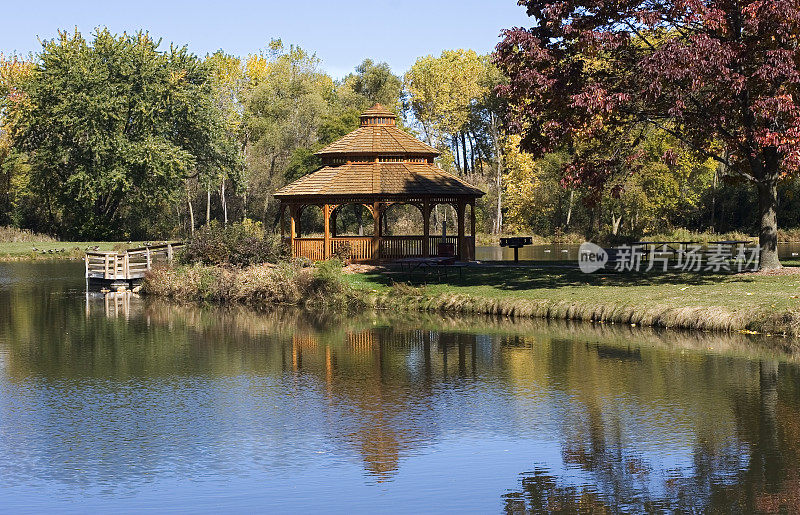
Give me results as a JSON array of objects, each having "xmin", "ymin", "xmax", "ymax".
[
  {"xmin": 141, "ymin": 263, "xmax": 800, "ymax": 338},
  {"xmin": 367, "ymin": 290, "xmax": 797, "ymax": 336}
]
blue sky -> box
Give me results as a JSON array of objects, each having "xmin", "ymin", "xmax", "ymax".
[{"xmin": 1, "ymin": 0, "xmax": 532, "ymax": 78}]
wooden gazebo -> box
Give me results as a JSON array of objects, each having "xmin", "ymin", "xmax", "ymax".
[{"xmin": 275, "ymin": 104, "xmax": 484, "ymax": 262}]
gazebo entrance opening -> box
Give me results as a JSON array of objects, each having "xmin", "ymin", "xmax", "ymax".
[
  {"xmin": 279, "ymin": 198, "xmax": 477, "ymax": 262},
  {"xmin": 275, "ymin": 104, "xmax": 484, "ymax": 262}
]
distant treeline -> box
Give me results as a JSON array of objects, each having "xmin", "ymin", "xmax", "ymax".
[{"xmin": 0, "ymin": 28, "xmax": 796, "ymax": 241}]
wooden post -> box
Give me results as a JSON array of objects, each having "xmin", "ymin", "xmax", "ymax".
[
  {"xmin": 422, "ymin": 199, "xmax": 430, "ymax": 257},
  {"xmin": 457, "ymin": 201, "xmax": 466, "ymax": 261},
  {"xmin": 146, "ymin": 248, "xmax": 152, "ymax": 270},
  {"xmin": 323, "ymin": 204, "xmax": 331, "ymax": 259},
  {"xmin": 289, "ymin": 204, "xmax": 297, "ymax": 258},
  {"xmin": 372, "ymin": 202, "xmax": 381, "ymax": 260},
  {"xmin": 167, "ymin": 244, "xmax": 173, "ymax": 262},
  {"xmin": 85, "ymin": 255, "xmax": 89, "ymax": 279},
  {"xmin": 470, "ymin": 200, "xmax": 476, "ymax": 261},
  {"xmin": 104, "ymin": 254, "xmax": 109, "ymax": 279}
]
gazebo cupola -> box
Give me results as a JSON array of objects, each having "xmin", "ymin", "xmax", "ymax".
[{"xmin": 275, "ymin": 104, "xmax": 484, "ymax": 262}]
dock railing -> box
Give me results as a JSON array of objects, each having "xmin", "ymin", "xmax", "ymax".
[{"xmin": 85, "ymin": 242, "xmax": 184, "ymax": 280}]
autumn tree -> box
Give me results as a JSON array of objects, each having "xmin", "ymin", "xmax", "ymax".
[
  {"xmin": 0, "ymin": 54, "xmax": 33, "ymax": 227},
  {"xmin": 496, "ymin": 0, "xmax": 800, "ymax": 268},
  {"xmin": 406, "ymin": 50, "xmax": 508, "ymax": 233}
]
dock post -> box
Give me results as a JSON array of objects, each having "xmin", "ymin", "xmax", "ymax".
[
  {"xmin": 146, "ymin": 248, "xmax": 152, "ymax": 269},
  {"xmin": 104, "ymin": 254, "xmax": 110, "ymax": 279}
]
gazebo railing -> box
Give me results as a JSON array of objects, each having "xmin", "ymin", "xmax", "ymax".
[
  {"xmin": 293, "ymin": 238, "xmax": 325, "ymax": 261},
  {"xmin": 381, "ymin": 236, "xmax": 424, "ymax": 258},
  {"xmin": 331, "ymin": 237, "xmax": 372, "ymax": 261},
  {"xmin": 289, "ymin": 235, "xmax": 474, "ymax": 261}
]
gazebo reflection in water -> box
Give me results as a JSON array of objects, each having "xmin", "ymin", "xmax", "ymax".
[{"xmin": 275, "ymin": 104, "xmax": 485, "ymax": 262}]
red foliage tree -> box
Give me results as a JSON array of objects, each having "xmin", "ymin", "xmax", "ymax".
[{"xmin": 496, "ymin": 0, "xmax": 800, "ymax": 269}]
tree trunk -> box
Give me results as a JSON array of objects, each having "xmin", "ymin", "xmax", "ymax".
[
  {"xmin": 206, "ymin": 185, "xmax": 211, "ymax": 226},
  {"xmin": 221, "ymin": 178, "xmax": 228, "ymax": 226},
  {"xmin": 467, "ymin": 132, "xmax": 477, "ymax": 171},
  {"xmin": 490, "ymin": 113, "xmax": 503, "ymax": 235},
  {"xmin": 566, "ymin": 190, "xmax": 574, "ymax": 229},
  {"xmin": 758, "ymin": 178, "xmax": 781, "ymax": 270},
  {"xmin": 494, "ymin": 164, "xmax": 503, "ymax": 235},
  {"xmin": 452, "ymin": 136, "xmax": 462, "ymax": 173},
  {"xmin": 611, "ymin": 212, "xmax": 622, "ymax": 236},
  {"xmin": 711, "ymin": 162, "xmax": 721, "ymax": 232},
  {"xmin": 461, "ymin": 132, "xmax": 469, "ymax": 173},
  {"xmin": 186, "ymin": 182, "xmax": 195, "ymax": 236}
]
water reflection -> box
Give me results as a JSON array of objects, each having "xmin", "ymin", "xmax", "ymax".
[
  {"xmin": 476, "ymin": 241, "xmax": 800, "ymax": 262},
  {"xmin": 1, "ymin": 261, "xmax": 800, "ymax": 511}
]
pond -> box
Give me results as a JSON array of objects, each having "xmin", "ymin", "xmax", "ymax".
[
  {"xmin": 1, "ymin": 261, "xmax": 799, "ymax": 512},
  {"xmin": 476, "ymin": 241, "xmax": 800, "ymax": 262}
]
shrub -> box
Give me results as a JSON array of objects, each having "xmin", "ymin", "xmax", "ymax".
[
  {"xmin": 0, "ymin": 226, "xmax": 57, "ymax": 243},
  {"xmin": 778, "ymin": 227, "xmax": 800, "ymax": 242},
  {"xmin": 143, "ymin": 259, "xmax": 361, "ymax": 311},
  {"xmin": 179, "ymin": 221, "xmax": 288, "ymax": 266},
  {"xmin": 331, "ymin": 241, "xmax": 352, "ymax": 261}
]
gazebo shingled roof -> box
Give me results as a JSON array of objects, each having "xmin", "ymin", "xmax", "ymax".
[
  {"xmin": 275, "ymin": 104, "xmax": 485, "ymax": 262},
  {"xmin": 275, "ymin": 162, "xmax": 483, "ymax": 197},
  {"xmin": 313, "ymin": 106, "xmax": 439, "ymax": 156}
]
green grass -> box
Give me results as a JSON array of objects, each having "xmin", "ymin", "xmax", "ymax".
[
  {"xmin": 345, "ymin": 265, "xmax": 800, "ymax": 335},
  {"xmin": 0, "ymin": 241, "xmax": 147, "ymax": 260}
]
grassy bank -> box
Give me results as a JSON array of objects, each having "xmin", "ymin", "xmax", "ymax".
[
  {"xmin": 349, "ymin": 267, "xmax": 800, "ymax": 336},
  {"xmin": 143, "ymin": 261, "xmax": 800, "ymax": 336},
  {"xmin": 0, "ymin": 241, "xmax": 147, "ymax": 261}
]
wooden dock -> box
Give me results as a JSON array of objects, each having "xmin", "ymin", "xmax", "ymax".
[{"xmin": 85, "ymin": 243, "xmax": 184, "ymax": 284}]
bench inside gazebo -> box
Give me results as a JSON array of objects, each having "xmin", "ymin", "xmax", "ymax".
[{"xmin": 275, "ymin": 104, "xmax": 485, "ymax": 262}]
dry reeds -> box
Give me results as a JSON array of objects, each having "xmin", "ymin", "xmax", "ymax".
[
  {"xmin": 142, "ymin": 260, "xmax": 363, "ymax": 311},
  {"xmin": 0, "ymin": 226, "xmax": 57, "ymax": 243}
]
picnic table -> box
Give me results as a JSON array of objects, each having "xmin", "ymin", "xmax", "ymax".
[
  {"xmin": 395, "ymin": 256, "xmax": 466, "ymax": 280},
  {"xmin": 709, "ymin": 240, "xmax": 753, "ymax": 250},
  {"xmin": 630, "ymin": 241, "xmax": 696, "ymax": 254}
]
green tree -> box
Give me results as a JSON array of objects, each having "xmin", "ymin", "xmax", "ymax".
[
  {"xmin": 204, "ymin": 50, "xmax": 245, "ymax": 228},
  {"xmin": 337, "ymin": 59, "xmax": 402, "ymax": 113},
  {"xmin": 242, "ymin": 39, "xmax": 334, "ymax": 222},
  {"xmin": 275, "ymin": 59, "xmax": 403, "ymax": 195},
  {"xmin": 18, "ymin": 29, "xmax": 232, "ymax": 239}
]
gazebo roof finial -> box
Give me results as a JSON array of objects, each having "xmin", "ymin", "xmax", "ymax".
[{"xmin": 360, "ymin": 103, "xmax": 397, "ymax": 126}]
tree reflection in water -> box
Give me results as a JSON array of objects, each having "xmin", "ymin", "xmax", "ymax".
[
  {"xmin": 2, "ymin": 262, "xmax": 800, "ymax": 511},
  {"xmin": 502, "ymin": 359, "xmax": 800, "ymax": 513}
]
